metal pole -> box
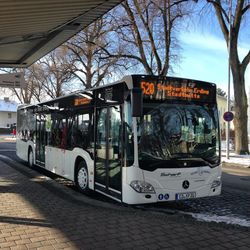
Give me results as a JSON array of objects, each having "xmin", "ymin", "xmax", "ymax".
[{"xmin": 226, "ymin": 0, "xmax": 232, "ymax": 159}]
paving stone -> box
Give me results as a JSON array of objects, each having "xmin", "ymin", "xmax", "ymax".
[
  {"xmin": 10, "ymin": 246, "xmax": 28, "ymax": 250},
  {"xmin": 1, "ymin": 241, "xmax": 17, "ymax": 248}
]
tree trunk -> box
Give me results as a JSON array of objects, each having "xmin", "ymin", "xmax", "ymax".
[
  {"xmin": 204, "ymin": 0, "xmax": 250, "ymax": 154},
  {"xmin": 232, "ymin": 69, "xmax": 249, "ymax": 154}
]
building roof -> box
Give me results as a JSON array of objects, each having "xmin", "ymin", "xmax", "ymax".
[
  {"xmin": 0, "ymin": 0, "xmax": 122, "ymax": 68},
  {"xmin": 0, "ymin": 99, "xmax": 18, "ymax": 112}
]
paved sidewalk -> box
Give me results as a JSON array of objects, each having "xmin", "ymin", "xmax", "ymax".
[
  {"xmin": 221, "ymin": 151, "xmax": 250, "ymax": 168},
  {"xmin": 0, "ymin": 158, "xmax": 250, "ymax": 250},
  {"xmin": 221, "ymin": 141, "xmax": 250, "ymax": 168}
]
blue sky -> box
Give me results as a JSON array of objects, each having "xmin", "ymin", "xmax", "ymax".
[{"xmin": 173, "ymin": 26, "xmax": 250, "ymax": 96}]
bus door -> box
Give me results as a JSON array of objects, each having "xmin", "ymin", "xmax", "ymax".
[
  {"xmin": 95, "ymin": 106, "xmax": 122, "ymax": 201},
  {"xmin": 35, "ymin": 114, "xmax": 46, "ymax": 166}
]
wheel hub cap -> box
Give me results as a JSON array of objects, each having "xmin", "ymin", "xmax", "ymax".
[{"xmin": 78, "ymin": 168, "xmax": 88, "ymax": 189}]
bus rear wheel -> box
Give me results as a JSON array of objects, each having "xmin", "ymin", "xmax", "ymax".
[
  {"xmin": 28, "ymin": 148, "xmax": 34, "ymax": 168},
  {"xmin": 76, "ymin": 161, "xmax": 89, "ymax": 194}
]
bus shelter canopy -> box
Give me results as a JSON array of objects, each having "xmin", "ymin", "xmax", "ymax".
[{"xmin": 0, "ymin": 0, "xmax": 122, "ymax": 68}]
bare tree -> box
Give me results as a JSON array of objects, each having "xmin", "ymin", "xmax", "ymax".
[
  {"xmin": 204, "ymin": 0, "xmax": 250, "ymax": 154},
  {"xmin": 66, "ymin": 18, "xmax": 120, "ymax": 89},
  {"xmin": 105, "ymin": 0, "xmax": 193, "ymax": 76},
  {"xmin": 217, "ymin": 87, "xmax": 227, "ymax": 97},
  {"xmin": 37, "ymin": 47, "xmax": 75, "ymax": 99}
]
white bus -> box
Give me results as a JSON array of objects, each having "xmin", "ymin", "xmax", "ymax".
[{"xmin": 16, "ymin": 75, "xmax": 221, "ymax": 204}]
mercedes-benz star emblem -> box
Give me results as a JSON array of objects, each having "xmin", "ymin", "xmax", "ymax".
[{"xmin": 183, "ymin": 180, "xmax": 189, "ymax": 189}]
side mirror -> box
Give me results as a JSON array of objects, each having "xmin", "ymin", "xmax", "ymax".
[{"xmin": 131, "ymin": 88, "xmax": 143, "ymax": 117}]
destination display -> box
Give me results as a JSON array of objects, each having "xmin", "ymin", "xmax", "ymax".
[
  {"xmin": 74, "ymin": 97, "xmax": 91, "ymax": 106},
  {"xmin": 139, "ymin": 78, "xmax": 216, "ymax": 103}
]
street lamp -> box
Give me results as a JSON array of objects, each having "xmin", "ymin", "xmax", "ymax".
[{"xmin": 226, "ymin": 0, "xmax": 232, "ymax": 159}]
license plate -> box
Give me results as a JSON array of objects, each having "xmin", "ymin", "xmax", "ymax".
[{"xmin": 176, "ymin": 192, "xmax": 196, "ymax": 200}]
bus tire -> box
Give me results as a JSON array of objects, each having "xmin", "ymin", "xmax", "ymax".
[
  {"xmin": 76, "ymin": 161, "xmax": 89, "ymax": 194},
  {"xmin": 28, "ymin": 148, "xmax": 34, "ymax": 168}
]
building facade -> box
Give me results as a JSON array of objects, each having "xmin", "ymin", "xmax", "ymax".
[
  {"xmin": 217, "ymin": 95, "xmax": 227, "ymax": 134},
  {"xmin": 0, "ymin": 97, "xmax": 18, "ymax": 129},
  {"xmin": 216, "ymin": 94, "xmax": 234, "ymax": 140}
]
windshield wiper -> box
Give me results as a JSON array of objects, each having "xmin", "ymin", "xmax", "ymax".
[
  {"xmin": 169, "ymin": 153, "xmax": 195, "ymax": 159},
  {"xmin": 170, "ymin": 154, "xmax": 219, "ymax": 167},
  {"xmin": 140, "ymin": 152, "xmax": 165, "ymax": 160}
]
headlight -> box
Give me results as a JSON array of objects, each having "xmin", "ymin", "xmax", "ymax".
[
  {"xmin": 211, "ymin": 180, "xmax": 221, "ymax": 188},
  {"xmin": 130, "ymin": 180, "xmax": 155, "ymax": 193}
]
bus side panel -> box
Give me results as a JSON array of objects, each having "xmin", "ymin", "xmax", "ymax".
[
  {"xmin": 16, "ymin": 139, "xmax": 28, "ymax": 161},
  {"xmin": 45, "ymin": 146, "xmax": 65, "ymax": 176},
  {"xmin": 16, "ymin": 139, "xmax": 35, "ymax": 162},
  {"xmin": 45, "ymin": 146, "xmax": 94, "ymax": 190}
]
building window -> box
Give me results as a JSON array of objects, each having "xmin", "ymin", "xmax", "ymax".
[{"xmin": 8, "ymin": 113, "xmax": 12, "ymax": 119}]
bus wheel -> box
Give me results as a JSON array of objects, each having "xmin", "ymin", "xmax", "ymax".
[
  {"xmin": 76, "ymin": 161, "xmax": 89, "ymax": 194},
  {"xmin": 28, "ymin": 149, "xmax": 34, "ymax": 168}
]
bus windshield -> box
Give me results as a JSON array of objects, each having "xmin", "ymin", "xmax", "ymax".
[{"xmin": 137, "ymin": 102, "xmax": 220, "ymax": 170}]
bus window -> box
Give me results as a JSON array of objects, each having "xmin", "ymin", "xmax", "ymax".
[
  {"xmin": 78, "ymin": 114, "xmax": 89, "ymax": 134},
  {"xmin": 124, "ymin": 102, "xmax": 134, "ymax": 166},
  {"xmin": 60, "ymin": 119, "xmax": 68, "ymax": 149},
  {"xmin": 69, "ymin": 112, "xmax": 92, "ymax": 149},
  {"xmin": 17, "ymin": 109, "xmax": 36, "ymax": 141}
]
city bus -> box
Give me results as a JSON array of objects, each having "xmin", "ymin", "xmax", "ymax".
[{"xmin": 16, "ymin": 75, "xmax": 221, "ymax": 204}]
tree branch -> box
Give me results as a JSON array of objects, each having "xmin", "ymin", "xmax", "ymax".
[
  {"xmin": 233, "ymin": 0, "xmax": 244, "ymax": 36},
  {"xmin": 122, "ymin": 0, "xmax": 153, "ymax": 74},
  {"xmin": 242, "ymin": 3, "xmax": 250, "ymax": 14},
  {"xmin": 241, "ymin": 50, "xmax": 250, "ymax": 75},
  {"xmin": 133, "ymin": 0, "xmax": 162, "ymax": 73}
]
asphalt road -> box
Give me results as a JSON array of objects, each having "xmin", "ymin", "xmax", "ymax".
[{"xmin": 0, "ymin": 140, "xmax": 250, "ymax": 229}]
